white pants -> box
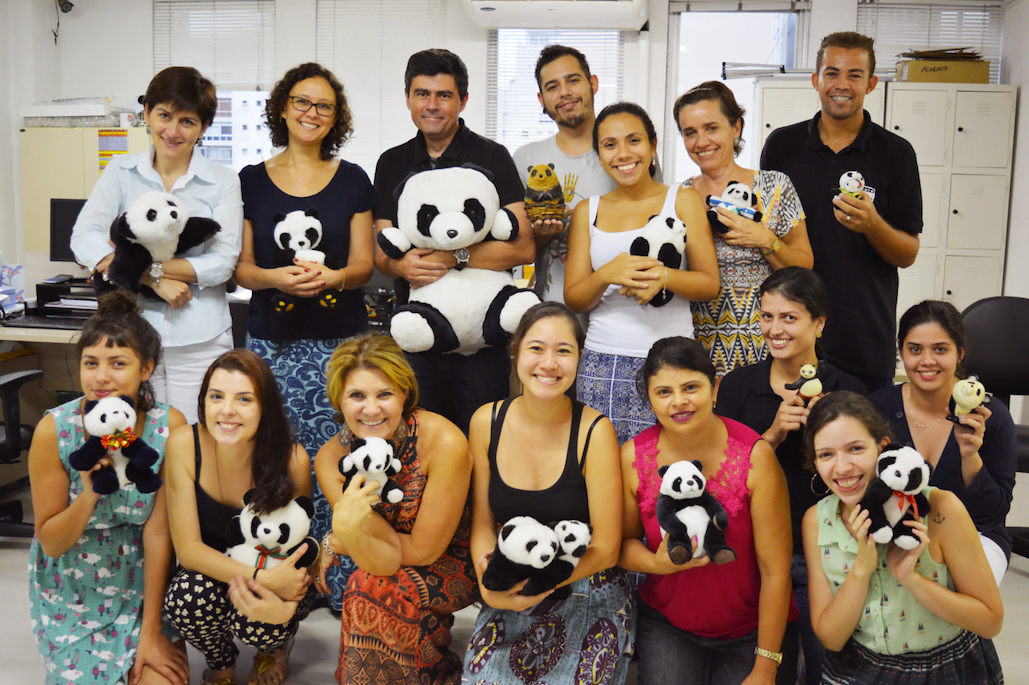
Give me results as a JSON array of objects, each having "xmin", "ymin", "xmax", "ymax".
[
  {"xmin": 150, "ymin": 329, "xmax": 233, "ymax": 425},
  {"xmin": 980, "ymin": 533, "xmax": 1008, "ymax": 587}
]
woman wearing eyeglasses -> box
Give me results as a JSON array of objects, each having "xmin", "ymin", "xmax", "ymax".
[{"xmin": 234, "ymin": 62, "xmax": 376, "ymax": 612}]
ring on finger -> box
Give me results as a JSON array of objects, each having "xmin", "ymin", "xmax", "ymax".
[{"xmin": 845, "ymin": 215, "xmax": 851, "ymax": 221}]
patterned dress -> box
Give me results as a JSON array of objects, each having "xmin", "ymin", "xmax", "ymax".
[
  {"xmin": 336, "ymin": 413, "xmax": 480, "ymax": 685},
  {"xmin": 28, "ymin": 399, "xmax": 172, "ymax": 685},
  {"xmin": 687, "ymin": 170, "xmax": 805, "ymax": 375}
]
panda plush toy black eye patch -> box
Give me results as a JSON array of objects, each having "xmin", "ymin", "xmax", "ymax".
[{"xmin": 225, "ymin": 489, "xmax": 319, "ymax": 570}]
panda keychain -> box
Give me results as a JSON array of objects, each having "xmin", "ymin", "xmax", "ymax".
[
  {"xmin": 946, "ymin": 375, "xmax": 992, "ymax": 425},
  {"xmin": 705, "ymin": 180, "xmax": 763, "ymax": 235}
]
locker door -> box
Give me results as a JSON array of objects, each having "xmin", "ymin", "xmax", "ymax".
[
  {"xmin": 919, "ymin": 172, "xmax": 944, "ymax": 249},
  {"xmin": 898, "ymin": 252, "xmax": 939, "ymax": 321},
  {"xmin": 943, "ymin": 256, "xmax": 1003, "ymax": 313},
  {"xmin": 946, "ymin": 175, "xmax": 1008, "ymax": 250},
  {"xmin": 952, "ymin": 91, "xmax": 1014, "ymax": 168},
  {"xmin": 887, "ymin": 88, "xmax": 949, "ymax": 167},
  {"xmin": 760, "ymin": 86, "xmax": 820, "ymax": 143}
]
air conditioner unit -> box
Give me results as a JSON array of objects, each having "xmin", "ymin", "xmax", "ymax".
[{"xmin": 462, "ymin": 0, "xmax": 648, "ymax": 30}]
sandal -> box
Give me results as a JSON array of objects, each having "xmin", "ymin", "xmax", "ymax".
[
  {"xmin": 247, "ymin": 638, "xmax": 293, "ymax": 685},
  {"xmin": 201, "ymin": 669, "xmax": 238, "ymax": 685}
]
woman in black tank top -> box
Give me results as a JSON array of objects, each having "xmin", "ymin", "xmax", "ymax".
[{"xmin": 463, "ymin": 302, "xmax": 635, "ymax": 683}]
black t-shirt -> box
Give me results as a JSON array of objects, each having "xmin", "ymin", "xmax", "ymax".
[
  {"xmin": 373, "ymin": 119, "xmax": 524, "ymax": 305},
  {"xmin": 240, "ymin": 161, "xmax": 377, "ymax": 341},
  {"xmin": 761, "ymin": 111, "xmax": 922, "ymax": 378},
  {"xmin": 716, "ymin": 357, "xmax": 868, "ymax": 555}
]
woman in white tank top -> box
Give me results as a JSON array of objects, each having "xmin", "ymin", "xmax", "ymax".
[{"xmin": 564, "ymin": 102, "xmax": 720, "ymax": 444}]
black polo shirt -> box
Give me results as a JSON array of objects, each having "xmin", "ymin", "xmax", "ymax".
[
  {"xmin": 717, "ymin": 357, "xmax": 868, "ymax": 555},
  {"xmin": 761, "ymin": 111, "xmax": 922, "ymax": 379}
]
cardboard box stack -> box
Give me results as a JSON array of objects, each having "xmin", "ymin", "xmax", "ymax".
[{"xmin": 895, "ymin": 47, "xmax": 990, "ymax": 83}]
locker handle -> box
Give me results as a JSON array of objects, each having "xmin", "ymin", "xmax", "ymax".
[
  {"xmin": 952, "ymin": 209, "xmax": 958, "ymax": 215},
  {"xmin": 957, "ymin": 127, "xmax": 964, "ymax": 132},
  {"xmin": 894, "ymin": 125, "xmax": 900, "ymax": 130},
  {"xmin": 766, "ymin": 123, "xmax": 771, "ymax": 128},
  {"xmin": 946, "ymin": 290, "xmax": 953, "ymax": 295}
]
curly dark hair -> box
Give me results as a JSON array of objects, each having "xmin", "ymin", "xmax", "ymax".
[{"xmin": 265, "ymin": 63, "xmax": 353, "ymax": 161}]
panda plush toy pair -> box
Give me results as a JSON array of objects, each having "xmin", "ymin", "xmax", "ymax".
[
  {"xmin": 98, "ymin": 191, "xmax": 221, "ymax": 298},
  {"xmin": 338, "ymin": 436, "xmax": 405, "ymax": 504},
  {"xmin": 69, "ymin": 396, "xmax": 162, "ymax": 495},
  {"xmin": 268, "ymin": 208, "xmax": 344, "ymax": 342},
  {"xmin": 656, "ymin": 459, "xmax": 736, "ymax": 565},
  {"xmin": 859, "ymin": 445, "xmax": 932, "ymax": 550},
  {"xmin": 225, "ymin": 489, "xmax": 320, "ymax": 571},
  {"xmin": 705, "ymin": 181, "xmax": 763, "ymax": 235},
  {"xmin": 628, "ymin": 214, "xmax": 688, "ymax": 307},
  {"xmin": 376, "ymin": 166, "xmax": 540, "ymax": 355},
  {"xmin": 481, "ymin": 516, "xmax": 592, "ymax": 600}
]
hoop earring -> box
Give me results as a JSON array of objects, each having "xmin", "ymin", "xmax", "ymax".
[
  {"xmin": 810, "ymin": 473, "xmax": 830, "ymax": 496},
  {"xmin": 338, "ymin": 422, "xmax": 353, "ymax": 447}
]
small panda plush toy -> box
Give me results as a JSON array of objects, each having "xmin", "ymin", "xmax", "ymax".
[
  {"xmin": 946, "ymin": 375, "xmax": 991, "ymax": 425},
  {"xmin": 524, "ymin": 163, "xmax": 565, "ymax": 224},
  {"xmin": 784, "ymin": 363, "xmax": 825, "ymax": 406},
  {"xmin": 481, "ymin": 516, "xmax": 561, "ymax": 595},
  {"xmin": 69, "ymin": 395, "xmax": 162, "ymax": 495},
  {"xmin": 656, "ymin": 460, "xmax": 736, "ymax": 565},
  {"xmin": 629, "ymin": 215, "xmax": 688, "ymax": 308},
  {"xmin": 226, "ymin": 489, "xmax": 319, "ymax": 570},
  {"xmin": 860, "ymin": 445, "xmax": 932, "ymax": 550},
  {"xmin": 100, "ymin": 191, "xmax": 221, "ymax": 298},
  {"xmin": 839, "ymin": 171, "xmax": 865, "ymax": 199},
  {"xmin": 338, "ymin": 436, "xmax": 405, "ymax": 504},
  {"xmin": 521, "ymin": 519, "xmax": 593, "ymax": 599},
  {"xmin": 705, "ymin": 180, "xmax": 763, "ymax": 235}
]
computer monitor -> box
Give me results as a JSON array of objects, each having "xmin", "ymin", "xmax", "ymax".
[{"xmin": 50, "ymin": 198, "xmax": 87, "ymax": 263}]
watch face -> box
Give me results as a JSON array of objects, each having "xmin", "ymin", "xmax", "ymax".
[
  {"xmin": 149, "ymin": 263, "xmax": 163, "ymax": 279},
  {"xmin": 455, "ymin": 248, "xmax": 470, "ymax": 262}
]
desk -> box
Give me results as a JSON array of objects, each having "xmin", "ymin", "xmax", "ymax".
[{"xmin": 0, "ymin": 326, "xmax": 79, "ymax": 345}]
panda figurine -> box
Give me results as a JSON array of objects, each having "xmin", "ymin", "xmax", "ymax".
[
  {"xmin": 629, "ymin": 214, "xmax": 688, "ymax": 307},
  {"xmin": 521, "ymin": 519, "xmax": 592, "ymax": 599},
  {"xmin": 524, "ymin": 163, "xmax": 565, "ymax": 224},
  {"xmin": 376, "ymin": 166, "xmax": 540, "ymax": 355},
  {"xmin": 69, "ymin": 395, "xmax": 162, "ymax": 495},
  {"xmin": 338, "ymin": 436, "xmax": 405, "ymax": 504},
  {"xmin": 267, "ymin": 208, "xmax": 344, "ymax": 342},
  {"xmin": 784, "ymin": 363, "xmax": 825, "ymax": 406},
  {"xmin": 705, "ymin": 180, "xmax": 763, "ymax": 235},
  {"xmin": 481, "ymin": 516, "xmax": 561, "ymax": 595},
  {"xmin": 226, "ymin": 489, "xmax": 319, "ymax": 570},
  {"xmin": 656, "ymin": 460, "xmax": 735, "ymax": 565},
  {"xmin": 859, "ymin": 445, "xmax": 932, "ymax": 550},
  {"xmin": 946, "ymin": 375, "xmax": 991, "ymax": 425},
  {"xmin": 839, "ymin": 171, "xmax": 865, "ymax": 199},
  {"xmin": 100, "ymin": 191, "xmax": 221, "ymax": 299}
]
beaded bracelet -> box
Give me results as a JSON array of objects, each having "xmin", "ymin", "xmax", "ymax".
[{"xmin": 322, "ymin": 532, "xmax": 342, "ymax": 564}]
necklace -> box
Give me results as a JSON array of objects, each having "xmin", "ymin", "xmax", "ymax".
[
  {"xmin": 284, "ymin": 161, "xmax": 329, "ymax": 193},
  {"xmin": 906, "ymin": 384, "xmax": 947, "ymax": 430}
]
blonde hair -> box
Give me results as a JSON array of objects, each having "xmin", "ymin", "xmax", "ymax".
[{"xmin": 326, "ymin": 332, "xmax": 419, "ymax": 419}]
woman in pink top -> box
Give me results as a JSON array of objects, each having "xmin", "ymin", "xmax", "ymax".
[{"xmin": 619, "ymin": 336, "xmax": 798, "ymax": 685}]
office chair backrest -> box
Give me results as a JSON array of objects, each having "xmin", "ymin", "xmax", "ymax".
[
  {"xmin": 962, "ymin": 296, "xmax": 1029, "ymax": 406},
  {"xmin": 0, "ymin": 369, "xmax": 45, "ymax": 463}
]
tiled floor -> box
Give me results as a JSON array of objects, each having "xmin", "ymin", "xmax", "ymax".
[{"xmin": 4, "ymin": 482, "xmax": 1028, "ymax": 684}]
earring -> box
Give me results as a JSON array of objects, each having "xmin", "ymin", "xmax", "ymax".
[
  {"xmin": 733, "ymin": 136, "xmax": 741, "ymax": 148},
  {"xmin": 816, "ymin": 330, "xmax": 823, "ymax": 339},
  {"xmin": 810, "ymin": 473, "xmax": 830, "ymax": 496},
  {"xmin": 338, "ymin": 422, "xmax": 353, "ymax": 447}
]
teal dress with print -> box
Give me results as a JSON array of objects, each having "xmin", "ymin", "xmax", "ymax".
[{"xmin": 28, "ymin": 398, "xmax": 172, "ymax": 685}]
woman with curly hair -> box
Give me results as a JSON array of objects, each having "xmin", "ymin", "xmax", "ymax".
[{"xmin": 234, "ymin": 62, "xmax": 376, "ymax": 610}]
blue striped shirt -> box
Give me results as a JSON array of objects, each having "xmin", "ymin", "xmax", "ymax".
[{"xmin": 70, "ymin": 146, "xmax": 243, "ymax": 346}]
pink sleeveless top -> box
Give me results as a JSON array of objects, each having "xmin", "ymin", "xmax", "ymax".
[{"xmin": 633, "ymin": 416, "xmax": 796, "ymax": 638}]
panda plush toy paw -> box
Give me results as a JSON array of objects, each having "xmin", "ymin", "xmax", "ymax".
[
  {"xmin": 99, "ymin": 191, "xmax": 221, "ymax": 299},
  {"xmin": 859, "ymin": 445, "xmax": 932, "ymax": 550},
  {"xmin": 69, "ymin": 395, "xmax": 162, "ymax": 495},
  {"xmin": 226, "ymin": 489, "xmax": 319, "ymax": 570},
  {"xmin": 705, "ymin": 181, "xmax": 763, "ymax": 235},
  {"xmin": 339, "ymin": 436, "xmax": 405, "ymax": 504},
  {"xmin": 268, "ymin": 208, "xmax": 344, "ymax": 342},
  {"xmin": 629, "ymin": 215, "xmax": 688, "ymax": 307},
  {"xmin": 656, "ymin": 460, "xmax": 735, "ymax": 565},
  {"xmin": 946, "ymin": 375, "xmax": 991, "ymax": 425},
  {"xmin": 376, "ymin": 166, "xmax": 540, "ymax": 355}
]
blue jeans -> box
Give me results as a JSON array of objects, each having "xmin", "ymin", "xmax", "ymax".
[
  {"xmin": 792, "ymin": 553, "xmax": 824, "ymax": 685},
  {"xmin": 405, "ymin": 345, "xmax": 510, "ymax": 434}
]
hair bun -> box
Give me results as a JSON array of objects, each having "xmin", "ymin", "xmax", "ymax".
[{"xmin": 96, "ymin": 290, "xmax": 141, "ymax": 319}]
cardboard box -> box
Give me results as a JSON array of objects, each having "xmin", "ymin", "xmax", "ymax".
[{"xmin": 896, "ymin": 60, "xmax": 990, "ymax": 83}]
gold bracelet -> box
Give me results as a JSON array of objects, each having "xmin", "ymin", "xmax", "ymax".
[{"xmin": 755, "ymin": 646, "xmax": 783, "ymax": 665}]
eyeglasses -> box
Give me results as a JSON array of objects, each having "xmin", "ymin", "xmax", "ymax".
[{"xmin": 288, "ymin": 96, "xmax": 337, "ymax": 117}]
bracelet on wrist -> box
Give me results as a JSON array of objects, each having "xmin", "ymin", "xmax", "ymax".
[
  {"xmin": 755, "ymin": 646, "xmax": 783, "ymax": 666},
  {"xmin": 322, "ymin": 531, "xmax": 342, "ymax": 564}
]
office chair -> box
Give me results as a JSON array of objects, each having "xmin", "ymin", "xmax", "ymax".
[
  {"xmin": 0, "ymin": 369, "xmax": 44, "ymax": 537},
  {"xmin": 962, "ymin": 296, "xmax": 1029, "ymax": 558}
]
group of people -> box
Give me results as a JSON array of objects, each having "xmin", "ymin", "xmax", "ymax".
[{"xmin": 26, "ymin": 25, "xmax": 1013, "ymax": 685}]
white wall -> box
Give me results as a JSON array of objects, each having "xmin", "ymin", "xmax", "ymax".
[{"xmin": 1003, "ymin": 0, "xmax": 1029, "ymax": 301}]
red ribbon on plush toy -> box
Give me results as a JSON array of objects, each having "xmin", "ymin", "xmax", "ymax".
[
  {"xmin": 892, "ymin": 491, "xmax": 919, "ymax": 519},
  {"xmin": 101, "ymin": 429, "xmax": 137, "ymax": 450},
  {"xmin": 254, "ymin": 545, "xmax": 287, "ymax": 569}
]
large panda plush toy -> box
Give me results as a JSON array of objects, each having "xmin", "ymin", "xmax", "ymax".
[
  {"xmin": 482, "ymin": 516, "xmax": 591, "ymax": 597},
  {"xmin": 267, "ymin": 208, "xmax": 343, "ymax": 342},
  {"xmin": 629, "ymin": 214, "xmax": 688, "ymax": 307},
  {"xmin": 656, "ymin": 459, "xmax": 735, "ymax": 565},
  {"xmin": 225, "ymin": 489, "xmax": 319, "ymax": 570},
  {"xmin": 705, "ymin": 180, "xmax": 763, "ymax": 235},
  {"xmin": 860, "ymin": 445, "xmax": 932, "ymax": 550},
  {"xmin": 68, "ymin": 395, "xmax": 162, "ymax": 495},
  {"xmin": 338, "ymin": 436, "xmax": 405, "ymax": 504},
  {"xmin": 99, "ymin": 191, "xmax": 221, "ymax": 298},
  {"xmin": 376, "ymin": 166, "xmax": 540, "ymax": 355}
]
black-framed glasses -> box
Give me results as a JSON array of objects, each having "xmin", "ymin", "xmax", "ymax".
[{"xmin": 288, "ymin": 96, "xmax": 337, "ymax": 117}]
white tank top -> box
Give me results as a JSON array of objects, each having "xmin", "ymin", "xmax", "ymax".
[{"xmin": 584, "ymin": 184, "xmax": 695, "ymax": 357}]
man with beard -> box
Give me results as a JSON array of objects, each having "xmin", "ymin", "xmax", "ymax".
[
  {"xmin": 761, "ymin": 32, "xmax": 921, "ymax": 393},
  {"xmin": 513, "ymin": 45, "xmax": 616, "ymax": 308}
]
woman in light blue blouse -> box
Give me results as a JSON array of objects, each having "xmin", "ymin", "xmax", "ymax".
[{"xmin": 71, "ymin": 66, "xmax": 243, "ymax": 424}]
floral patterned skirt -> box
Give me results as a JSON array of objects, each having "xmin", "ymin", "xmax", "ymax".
[{"xmin": 463, "ymin": 568, "xmax": 635, "ymax": 685}]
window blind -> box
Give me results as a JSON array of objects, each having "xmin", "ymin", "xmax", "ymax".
[
  {"xmin": 857, "ymin": 1, "xmax": 1005, "ymax": 83},
  {"xmin": 316, "ymin": 0, "xmax": 448, "ymax": 174},
  {"xmin": 486, "ymin": 29, "xmax": 624, "ymax": 154},
  {"xmin": 153, "ymin": 0, "xmax": 276, "ymax": 90}
]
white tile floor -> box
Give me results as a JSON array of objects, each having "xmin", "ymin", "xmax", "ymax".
[{"xmin": 3, "ymin": 481, "xmax": 1028, "ymax": 684}]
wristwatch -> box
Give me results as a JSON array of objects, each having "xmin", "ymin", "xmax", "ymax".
[
  {"xmin": 755, "ymin": 646, "xmax": 783, "ymax": 665},
  {"xmin": 454, "ymin": 248, "xmax": 470, "ymax": 271},
  {"xmin": 762, "ymin": 236, "xmax": 782, "ymax": 256},
  {"xmin": 148, "ymin": 262, "xmax": 164, "ymax": 285}
]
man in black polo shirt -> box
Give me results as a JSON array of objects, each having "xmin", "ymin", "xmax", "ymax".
[
  {"xmin": 761, "ymin": 32, "xmax": 921, "ymax": 391},
  {"xmin": 373, "ymin": 48, "xmax": 534, "ymax": 433}
]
